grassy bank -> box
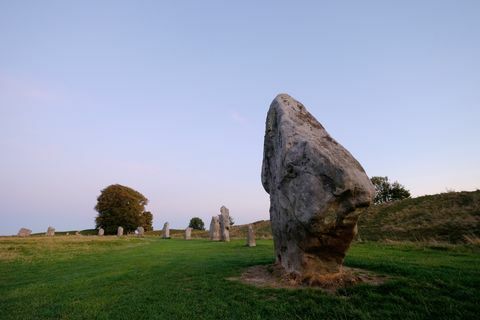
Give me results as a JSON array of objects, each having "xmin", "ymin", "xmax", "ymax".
[{"xmin": 0, "ymin": 236, "xmax": 478, "ymax": 319}]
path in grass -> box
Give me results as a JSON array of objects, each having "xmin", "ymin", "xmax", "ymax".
[{"xmin": 0, "ymin": 237, "xmax": 478, "ymax": 319}]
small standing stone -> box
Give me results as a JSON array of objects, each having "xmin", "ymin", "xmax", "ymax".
[
  {"xmin": 17, "ymin": 228, "xmax": 32, "ymax": 237},
  {"xmin": 185, "ymin": 227, "xmax": 192, "ymax": 240},
  {"xmin": 75, "ymin": 231, "xmax": 80, "ymax": 236},
  {"xmin": 66, "ymin": 232, "xmax": 70, "ymax": 236},
  {"xmin": 162, "ymin": 222, "xmax": 170, "ymax": 239},
  {"xmin": 98, "ymin": 228, "xmax": 104, "ymax": 236},
  {"xmin": 46, "ymin": 226, "xmax": 55, "ymax": 236},
  {"xmin": 209, "ymin": 216, "xmax": 221, "ymax": 241},
  {"xmin": 117, "ymin": 226, "xmax": 124, "ymax": 237},
  {"xmin": 219, "ymin": 206, "xmax": 231, "ymax": 242},
  {"xmin": 136, "ymin": 226, "xmax": 145, "ymax": 237},
  {"xmin": 246, "ymin": 224, "xmax": 256, "ymax": 247}
]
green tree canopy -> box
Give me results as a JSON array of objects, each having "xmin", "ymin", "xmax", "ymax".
[
  {"xmin": 371, "ymin": 176, "xmax": 411, "ymax": 205},
  {"xmin": 188, "ymin": 217, "xmax": 205, "ymax": 230},
  {"xmin": 95, "ymin": 184, "xmax": 151, "ymax": 234}
]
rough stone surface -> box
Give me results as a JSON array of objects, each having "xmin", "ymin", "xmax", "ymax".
[
  {"xmin": 246, "ymin": 224, "xmax": 256, "ymax": 247},
  {"xmin": 219, "ymin": 206, "xmax": 231, "ymax": 242},
  {"xmin": 261, "ymin": 94, "xmax": 375, "ymax": 278},
  {"xmin": 136, "ymin": 226, "xmax": 144, "ymax": 237},
  {"xmin": 46, "ymin": 226, "xmax": 55, "ymax": 237},
  {"xmin": 162, "ymin": 222, "xmax": 170, "ymax": 238},
  {"xmin": 17, "ymin": 228, "xmax": 32, "ymax": 237},
  {"xmin": 98, "ymin": 228, "xmax": 104, "ymax": 236},
  {"xmin": 209, "ymin": 216, "xmax": 221, "ymax": 241},
  {"xmin": 185, "ymin": 227, "xmax": 192, "ymax": 240},
  {"xmin": 117, "ymin": 226, "xmax": 124, "ymax": 236}
]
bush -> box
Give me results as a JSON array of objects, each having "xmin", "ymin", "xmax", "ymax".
[{"xmin": 188, "ymin": 217, "xmax": 205, "ymax": 230}]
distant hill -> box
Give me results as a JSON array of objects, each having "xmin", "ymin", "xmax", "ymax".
[
  {"xmin": 358, "ymin": 190, "xmax": 480, "ymax": 243},
  {"xmin": 232, "ymin": 190, "xmax": 480, "ymax": 243}
]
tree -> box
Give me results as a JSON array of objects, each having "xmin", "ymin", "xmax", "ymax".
[
  {"xmin": 371, "ymin": 176, "xmax": 411, "ymax": 205},
  {"xmin": 95, "ymin": 184, "xmax": 150, "ymax": 234},
  {"xmin": 188, "ymin": 217, "xmax": 205, "ymax": 230},
  {"xmin": 142, "ymin": 211, "xmax": 153, "ymax": 231}
]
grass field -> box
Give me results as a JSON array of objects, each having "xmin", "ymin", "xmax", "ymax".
[{"xmin": 0, "ymin": 237, "xmax": 479, "ymax": 320}]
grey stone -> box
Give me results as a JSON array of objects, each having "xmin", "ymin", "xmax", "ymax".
[
  {"xmin": 219, "ymin": 206, "xmax": 230, "ymax": 242},
  {"xmin": 162, "ymin": 222, "xmax": 170, "ymax": 238},
  {"xmin": 246, "ymin": 224, "xmax": 256, "ymax": 247},
  {"xmin": 46, "ymin": 226, "xmax": 55, "ymax": 236},
  {"xmin": 17, "ymin": 228, "xmax": 32, "ymax": 237},
  {"xmin": 261, "ymin": 94, "xmax": 375, "ymax": 279},
  {"xmin": 98, "ymin": 228, "xmax": 104, "ymax": 236},
  {"xmin": 136, "ymin": 226, "xmax": 144, "ymax": 237},
  {"xmin": 185, "ymin": 227, "xmax": 192, "ymax": 240},
  {"xmin": 117, "ymin": 226, "xmax": 124, "ymax": 236},
  {"xmin": 209, "ymin": 216, "xmax": 220, "ymax": 241}
]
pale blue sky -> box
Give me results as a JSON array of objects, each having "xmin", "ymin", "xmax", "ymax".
[{"xmin": 1, "ymin": 1, "xmax": 479, "ymax": 235}]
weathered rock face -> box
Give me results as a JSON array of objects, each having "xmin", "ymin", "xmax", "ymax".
[
  {"xmin": 185, "ymin": 227, "xmax": 192, "ymax": 240},
  {"xmin": 117, "ymin": 226, "xmax": 124, "ymax": 237},
  {"xmin": 209, "ymin": 216, "xmax": 221, "ymax": 241},
  {"xmin": 162, "ymin": 222, "xmax": 170, "ymax": 238},
  {"xmin": 136, "ymin": 226, "xmax": 144, "ymax": 237},
  {"xmin": 46, "ymin": 226, "xmax": 55, "ymax": 236},
  {"xmin": 261, "ymin": 94, "xmax": 375, "ymax": 278},
  {"xmin": 17, "ymin": 228, "xmax": 32, "ymax": 237},
  {"xmin": 98, "ymin": 228, "xmax": 104, "ymax": 236},
  {"xmin": 219, "ymin": 206, "xmax": 230, "ymax": 242},
  {"xmin": 246, "ymin": 224, "xmax": 256, "ymax": 247}
]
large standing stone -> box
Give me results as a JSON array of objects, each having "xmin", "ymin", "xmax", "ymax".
[
  {"xmin": 136, "ymin": 226, "xmax": 144, "ymax": 237},
  {"xmin": 219, "ymin": 206, "xmax": 230, "ymax": 242},
  {"xmin": 246, "ymin": 224, "xmax": 256, "ymax": 247},
  {"xmin": 17, "ymin": 228, "xmax": 32, "ymax": 237},
  {"xmin": 46, "ymin": 226, "xmax": 55, "ymax": 236},
  {"xmin": 117, "ymin": 226, "xmax": 124, "ymax": 237},
  {"xmin": 209, "ymin": 216, "xmax": 221, "ymax": 241},
  {"xmin": 261, "ymin": 94, "xmax": 375, "ymax": 279},
  {"xmin": 162, "ymin": 222, "xmax": 170, "ymax": 239},
  {"xmin": 98, "ymin": 228, "xmax": 104, "ymax": 236},
  {"xmin": 185, "ymin": 227, "xmax": 192, "ymax": 240}
]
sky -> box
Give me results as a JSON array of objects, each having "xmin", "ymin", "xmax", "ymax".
[{"xmin": 0, "ymin": 1, "xmax": 479, "ymax": 235}]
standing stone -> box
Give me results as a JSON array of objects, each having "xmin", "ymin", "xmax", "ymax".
[
  {"xmin": 136, "ymin": 226, "xmax": 144, "ymax": 237},
  {"xmin": 219, "ymin": 206, "xmax": 230, "ymax": 242},
  {"xmin": 261, "ymin": 94, "xmax": 375, "ymax": 280},
  {"xmin": 185, "ymin": 227, "xmax": 192, "ymax": 240},
  {"xmin": 117, "ymin": 226, "xmax": 124, "ymax": 237},
  {"xmin": 17, "ymin": 228, "xmax": 32, "ymax": 237},
  {"xmin": 209, "ymin": 216, "xmax": 221, "ymax": 241},
  {"xmin": 46, "ymin": 226, "xmax": 55, "ymax": 236},
  {"xmin": 162, "ymin": 222, "xmax": 170, "ymax": 239},
  {"xmin": 98, "ymin": 228, "xmax": 104, "ymax": 236},
  {"xmin": 246, "ymin": 224, "xmax": 256, "ymax": 247},
  {"xmin": 75, "ymin": 231, "xmax": 80, "ymax": 236}
]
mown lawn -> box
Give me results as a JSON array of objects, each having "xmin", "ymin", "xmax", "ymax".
[{"xmin": 0, "ymin": 237, "xmax": 478, "ymax": 319}]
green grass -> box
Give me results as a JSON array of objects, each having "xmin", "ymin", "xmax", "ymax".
[
  {"xmin": 0, "ymin": 237, "xmax": 479, "ymax": 319},
  {"xmin": 358, "ymin": 190, "xmax": 480, "ymax": 242}
]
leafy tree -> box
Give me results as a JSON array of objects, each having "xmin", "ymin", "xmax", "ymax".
[
  {"xmin": 95, "ymin": 184, "xmax": 150, "ymax": 234},
  {"xmin": 371, "ymin": 176, "xmax": 411, "ymax": 205},
  {"xmin": 188, "ymin": 217, "xmax": 205, "ymax": 230},
  {"xmin": 142, "ymin": 211, "xmax": 153, "ymax": 231}
]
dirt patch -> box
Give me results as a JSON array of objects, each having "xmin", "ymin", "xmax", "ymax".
[{"xmin": 229, "ymin": 264, "xmax": 388, "ymax": 294}]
